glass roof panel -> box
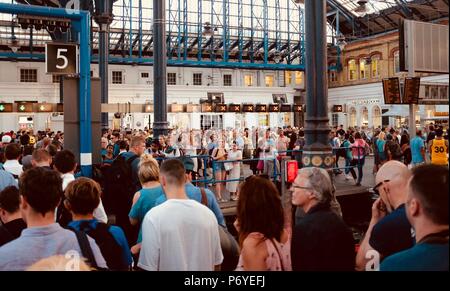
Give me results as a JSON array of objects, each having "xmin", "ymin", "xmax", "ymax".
[{"xmin": 335, "ymin": 0, "xmax": 414, "ymax": 17}]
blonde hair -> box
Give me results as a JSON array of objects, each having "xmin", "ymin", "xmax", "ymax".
[
  {"xmin": 27, "ymin": 255, "xmax": 93, "ymax": 271},
  {"xmin": 138, "ymin": 154, "xmax": 160, "ymax": 184},
  {"xmin": 378, "ymin": 132, "xmax": 386, "ymax": 140}
]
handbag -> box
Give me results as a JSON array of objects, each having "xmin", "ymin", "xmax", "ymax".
[
  {"xmin": 257, "ymin": 160, "xmax": 264, "ymax": 171},
  {"xmin": 200, "ymin": 188, "xmax": 240, "ymax": 271},
  {"xmin": 224, "ymin": 161, "xmax": 234, "ymax": 171}
]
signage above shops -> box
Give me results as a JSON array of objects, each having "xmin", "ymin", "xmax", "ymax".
[
  {"xmin": 37, "ymin": 103, "xmax": 53, "ymax": 112},
  {"xmin": 280, "ymin": 104, "xmax": 292, "ymax": 112},
  {"xmin": 186, "ymin": 104, "xmax": 201, "ymax": 113},
  {"xmin": 333, "ymin": 105, "xmax": 343, "ymax": 113},
  {"xmin": 215, "ymin": 104, "xmax": 228, "ymax": 113},
  {"xmin": 201, "ymin": 103, "xmax": 213, "ymax": 113},
  {"xmin": 242, "ymin": 104, "xmax": 255, "ymax": 112},
  {"xmin": 293, "ymin": 104, "xmax": 304, "ymax": 112},
  {"xmin": 16, "ymin": 102, "xmax": 34, "ymax": 113},
  {"xmin": 255, "ymin": 104, "xmax": 268, "ymax": 113},
  {"xmin": 0, "ymin": 103, "xmax": 13, "ymax": 113},
  {"xmin": 228, "ymin": 104, "xmax": 241, "ymax": 113},
  {"xmin": 269, "ymin": 104, "xmax": 280, "ymax": 112}
]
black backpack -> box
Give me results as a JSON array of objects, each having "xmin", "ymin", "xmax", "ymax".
[
  {"xmin": 102, "ymin": 154, "xmax": 138, "ymax": 216},
  {"xmin": 200, "ymin": 188, "xmax": 240, "ymax": 271},
  {"xmin": 337, "ymin": 141, "xmax": 347, "ymax": 158},
  {"xmin": 68, "ymin": 221, "xmax": 129, "ymax": 271}
]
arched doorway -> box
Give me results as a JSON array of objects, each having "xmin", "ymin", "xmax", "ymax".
[
  {"xmin": 361, "ymin": 107, "xmax": 369, "ymax": 127},
  {"xmin": 349, "ymin": 107, "xmax": 357, "ymax": 128},
  {"xmin": 373, "ymin": 106, "xmax": 382, "ymax": 128}
]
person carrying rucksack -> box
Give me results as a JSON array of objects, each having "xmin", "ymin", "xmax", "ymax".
[
  {"xmin": 102, "ymin": 136, "xmax": 145, "ymax": 246},
  {"xmin": 65, "ymin": 178, "xmax": 132, "ymax": 271},
  {"xmin": 385, "ymin": 134, "xmax": 403, "ymax": 162}
]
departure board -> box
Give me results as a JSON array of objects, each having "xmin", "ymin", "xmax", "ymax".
[
  {"xmin": 382, "ymin": 78, "xmax": 402, "ymax": 104},
  {"xmin": 403, "ymin": 77, "xmax": 421, "ymax": 104}
]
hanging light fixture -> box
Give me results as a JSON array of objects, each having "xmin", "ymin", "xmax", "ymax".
[
  {"xmin": 336, "ymin": 34, "xmax": 347, "ymax": 51},
  {"xmin": 8, "ymin": 36, "xmax": 20, "ymax": 53},
  {"xmin": 354, "ymin": 0, "xmax": 369, "ymax": 17},
  {"xmin": 273, "ymin": 51, "xmax": 282, "ymax": 64},
  {"xmin": 202, "ymin": 22, "xmax": 213, "ymax": 36}
]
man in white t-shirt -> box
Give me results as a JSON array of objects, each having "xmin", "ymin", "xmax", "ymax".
[{"xmin": 138, "ymin": 159, "xmax": 223, "ymax": 271}]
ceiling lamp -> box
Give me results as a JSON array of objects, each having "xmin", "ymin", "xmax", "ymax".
[
  {"xmin": 354, "ymin": 0, "xmax": 369, "ymax": 17},
  {"xmin": 8, "ymin": 36, "xmax": 20, "ymax": 53},
  {"xmin": 273, "ymin": 51, "xmax": 282, "ymax": 64},
  {"xmin": 202, "ymin": 22, "xmax": 214, "ymax": 36},
  {"xmin": 336, "ymin": 34, "xmax": 347, "ymax": 51}
]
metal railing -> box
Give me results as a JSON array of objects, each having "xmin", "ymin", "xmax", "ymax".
[{"xmin": 149, "ymin": 146, "xmax": 367, "ymax": 186}]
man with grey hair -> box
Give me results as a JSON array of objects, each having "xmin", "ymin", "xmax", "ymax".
[{"xmin": 290, "ymin": 167, "xmax": 355, "ymax": 271}]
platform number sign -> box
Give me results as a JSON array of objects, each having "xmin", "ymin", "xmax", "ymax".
[{"xmin": 45, "ymin": 43, "xmax": 78, "ymax": 75}]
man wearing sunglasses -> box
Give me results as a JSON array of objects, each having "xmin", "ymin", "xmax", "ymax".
[{"xmin": 356, "ymin": 161, "xmax": 414, "ymax": 271}]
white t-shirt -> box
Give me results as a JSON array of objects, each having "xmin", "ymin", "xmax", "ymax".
[{"xmin": 138, "ymin": 199, "xmax": 223, "ymax": 271}]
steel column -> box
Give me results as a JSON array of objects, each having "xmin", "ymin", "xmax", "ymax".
[
  {"xmin": 303, "ymin": 0, "xmax": 332, "ymax": 169},
  {"xmin": 153, "ymin": 0, "xmax": 169, "ymax": 137}
]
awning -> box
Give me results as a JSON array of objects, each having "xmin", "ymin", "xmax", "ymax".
[{"xmin": 382, "ymin": 107, "xmax": 410, "ymax": 117}]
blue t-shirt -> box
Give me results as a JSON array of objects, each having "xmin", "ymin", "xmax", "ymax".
[
  {"xmin": 154, "ymin": 183, "xmax": 226, "ymax": 228},
  {"xmin": 128, "ymin": 186, "xmax": 165, "ymax": 243},
  {"xmin": 0, "ymin": 170, "xmax": 17, "ymax": 192},
  {"xmin": 376, "ymin": 139, "xmax": 387, "ymax": 160},
  {"xmin": 369, "ymin": 204, "xmax": 414, "ymax": 258},
  {"xmin": 410, "ymin": 136, "xmax": 425, "ymax": 164},
  {"xmin": 381, "ymin": 243, "xmax": 449, "ymax": 271},
  {"xmin": 67, "ymin": 219, "xmax": 133, "ymax": 267}
]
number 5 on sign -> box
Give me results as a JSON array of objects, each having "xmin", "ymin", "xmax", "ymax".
[
  {"xmin": 45, "ymin": 43, "xmax": 78, "ymax": 75},
  {"xmin": 56, "ymin": 48, "xmax": 68, "ymax": 69}
]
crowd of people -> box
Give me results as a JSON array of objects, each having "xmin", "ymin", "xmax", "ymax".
[{"xmin": 0, "ymin": 124, "xmax": 448, "ymax": 271}]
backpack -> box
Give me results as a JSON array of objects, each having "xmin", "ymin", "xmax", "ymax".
[
  {"xmin": 68, "ymin": 221, "xmax": 128, "ymax": 271},
  {"xmin": 337, "ymin": 141, "xmax": 347, "ymax": 158},
  {"xmin": 200, "ymin": 188, "xmax": 240, "ymax": 271},
  {"xmin": 388, "ymin": 141, "xmax": 403, "ymax": 159},
  {"xmin": 102, "ymin": 154, "xmax": 138, "ymax": 216}
]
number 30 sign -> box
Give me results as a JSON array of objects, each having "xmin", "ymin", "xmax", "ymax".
[{"xmin": 45, "ymin": 43, "xmax": 78, "ymax": 75}]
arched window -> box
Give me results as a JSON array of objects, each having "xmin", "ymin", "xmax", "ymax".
[
  {"xmin": 373, "ymin": 106, "xmax": 382, "ymax": 128},
  {"xmin": 393, "ymin": 51, "xmax": 401, "ymax": 74},
  {"xmin": 348, "ymin": 59, "xmax": 357, "ymax": 81},
  {"xmin": 361, "ymin": 107, "xmax": 369, "ymax": 126},
  {"xmin": 360, "ymin": 59, "xmax": 369, "ymax": 80},
  {"xmin": 371, "ymin": 55, "xmax": 381, "ymax": 78},
  {"xmin": 349, "ymin": 107, "xmax": 357, "ymax": 127}
]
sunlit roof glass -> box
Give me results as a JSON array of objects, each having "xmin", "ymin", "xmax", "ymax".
[{"xmin": 335, "ymin": 0, "xmax": 415, "ymax": 16}]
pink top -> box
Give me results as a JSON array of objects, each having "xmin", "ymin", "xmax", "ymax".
[
  {"xmin": 235, "ymin": 232, "xmax": 292, "ymax": 271},
  {"xmin": 351, "ymin": 139, "xmax": 367, "ymax": 159}
]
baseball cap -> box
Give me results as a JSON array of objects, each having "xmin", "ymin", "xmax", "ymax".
[
  {"xmin": 1, "ymin": 135, "xmax": 12, "ymax": 143},
  {"xmin": 180, "ymin": 156, "xmax": 194, "ymax": 172}
]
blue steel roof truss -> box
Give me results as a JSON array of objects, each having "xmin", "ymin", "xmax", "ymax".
[{"xmin": 0, "ymin": 0, "xmax": 306, "ymax": 70}]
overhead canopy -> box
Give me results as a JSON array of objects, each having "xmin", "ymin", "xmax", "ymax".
[{"xmin": 382, "ymin": 107, "xmax": 410, "ymax": 117}]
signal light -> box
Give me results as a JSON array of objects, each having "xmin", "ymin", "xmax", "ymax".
[{"xmin": 286, "ymin": 160, "xmax": 298, "ymax": 183}]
